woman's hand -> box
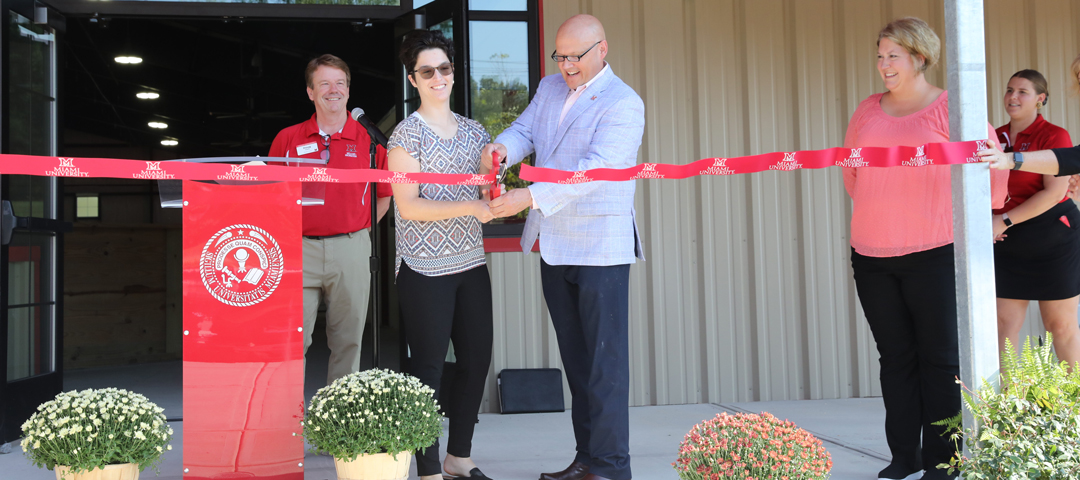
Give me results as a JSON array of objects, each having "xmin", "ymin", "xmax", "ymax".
[
  {"xmin": 993, "ymin": 214, "xmax": 1009, "ymax": 242},
  {"xmin": 472, "ymin": 200, "xmax": 495, "ymax": 223},
  {"xmin": 977, "ymin": 139, "xmax": 1014, "ymax": 170},
  {"xmin": 1068, "ymin": 175, "xmax": 1080, "ymax": 202}
]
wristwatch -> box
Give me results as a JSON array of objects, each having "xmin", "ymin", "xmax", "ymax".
[
  {"xmin": 1012, "ymin": 151, "xmax": 1024, "ymax": 171},
  {"xmin": 1002, "ymin": 213, "xmax": 1013, "ymax": 227}
]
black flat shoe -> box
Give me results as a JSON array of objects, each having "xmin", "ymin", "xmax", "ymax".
[{"xmin": 443, "ymin": 467, "xmax": 494, "ymax": 479}]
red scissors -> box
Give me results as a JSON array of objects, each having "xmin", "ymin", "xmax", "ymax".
[{"xmin": 490, "ymin": 151, "xmax": 505, "ymax": 199}]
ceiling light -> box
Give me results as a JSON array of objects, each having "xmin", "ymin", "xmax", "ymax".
[
  {"xmin": 136, "ymin": 92, "xmax": 159, "ymax": 100},
  {"xmin": 114, "ymin": 56, "xmax": 142, "ymax": 64},
  {"xmin": 161, "ymin": 139, "xmax": 178, "ymax": 146},
  {"xmin": 148, "ymin": 121, "xmax": 168, "ymax": 129}
]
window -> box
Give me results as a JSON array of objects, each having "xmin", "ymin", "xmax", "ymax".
[{"xmin": 76, "ymin": 194, "xmax": 99, "ymax": 219}]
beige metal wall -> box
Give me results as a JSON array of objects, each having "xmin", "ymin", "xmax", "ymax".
[{"xmin": 479, "ymin": 0, "xmax": 1080, "ymax": 413}]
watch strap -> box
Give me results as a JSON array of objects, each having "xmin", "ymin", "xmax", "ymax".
[
  {"xmin": 1012, "ymin": 151, "xmax": 1024, "ymax": 170},
  {"xmin": 1003, "ymin": 213, "xmax": 1013, "ymax": 227}
]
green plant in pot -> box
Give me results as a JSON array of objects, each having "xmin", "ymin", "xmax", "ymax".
[
  {"xmin": 20, "ymin": 388, "xmax": 173, "ymax": 480},
  {"xmin": 936, "ymin": 333, "xmax": 1080, "ymax": 479},
  {"xmin": 303, "ymin": 368, "xmax": 442, "ymax": 480}
]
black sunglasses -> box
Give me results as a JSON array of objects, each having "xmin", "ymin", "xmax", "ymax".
[
  {"xmin": 551, "ymin": 41, "xmax": 602, "ymax": 63},
  {"xmin": 410, "ymin": 62, "xmax": 454, "ymax": 80}
]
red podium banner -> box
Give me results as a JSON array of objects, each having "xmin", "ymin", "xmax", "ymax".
[{"xmin": 182, "ymin": 180, "xmax": 304, "ymax": 480}]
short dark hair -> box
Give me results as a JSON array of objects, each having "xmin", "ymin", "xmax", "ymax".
[
  {"xmin": 1010, "ymin": 69, "xmax": 1050, "ymax": 107},
  {"xmin": 399, "ymin": 29, "xmax": 455, "ymax": 75},
  {"xmin": 305, "ymin": 54, "xmax": 351, "ymax": 89}
]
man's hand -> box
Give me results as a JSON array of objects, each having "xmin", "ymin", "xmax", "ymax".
[
  {"xmin": 481, "ymin": 143, "xmax": 508, "ymax": 172},
  {"xmin": 1068, "ymin": 175, "xmax": 1080, "ymax": 202},
  {"xmin": 489, "ymin": 187, "xmax": 532, "ymax": 218}
]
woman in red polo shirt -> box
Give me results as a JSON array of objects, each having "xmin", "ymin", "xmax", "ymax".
[{"xmin": 992, "ymin": 69, "xmax": 1080, "ymax": 369}]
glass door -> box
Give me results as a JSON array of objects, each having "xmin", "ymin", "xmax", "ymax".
[{"xmin": 1, "ymin": 7, "xmax": 66, "ymax": 444}]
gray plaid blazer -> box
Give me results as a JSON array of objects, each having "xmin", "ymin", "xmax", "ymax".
[{"xmin": 496, "ymin": 68, "xmax": 645, "ymax": 266}]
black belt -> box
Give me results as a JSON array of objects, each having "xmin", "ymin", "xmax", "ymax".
[{"xmin": 304, "ymin": 232, "xmax": 351, "ymax": 240}]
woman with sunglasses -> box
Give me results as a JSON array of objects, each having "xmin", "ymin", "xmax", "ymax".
[
  {"xmin": 386, "ymin": 29, "xmax": 496, "ymax": 480},
  {"xmin": 990, "ymin": 69, "xmax": 1080, "ymax": 370}
]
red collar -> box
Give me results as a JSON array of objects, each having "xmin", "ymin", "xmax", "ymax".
[{"xmin": 299, "ymin": 113, "xmax": 361, "ymax": 141}]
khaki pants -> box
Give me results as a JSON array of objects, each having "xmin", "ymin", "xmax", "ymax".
[{"xmin": 303, "ymin": 230, "xmax": 371, "ymax": 384}]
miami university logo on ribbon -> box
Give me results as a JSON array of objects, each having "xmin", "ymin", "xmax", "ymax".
[
  {"xmin": 903, "ymin": 146, "xmax": 932, "ymax": 167},
  {"xmin": 218, "ymin": 164, "xmax": 259, "ymax": 181},
  {"xmin": 633, "ymin": 163, "xmax": 665, "ymax": 179},
  {"xmin": 133, "ymin": 161, "xmax": 176, "ymax": 180},
  {"xmin": 461, "ymin": 174, "xmax": 490, "ymax": 185},
  {"xmin": 46, "ymin": 157, "xmax": 90, "ymax": 177},
  {"xmin": 301, "ymin": 167, "xmax": 338, "ymax": 183},
  {"xmin": 199, "ymin": 224, "xmax": 285, "ymax": 307},
  {"xmin": 701, "ymin": 158, "xmax": 735, "ymax": 176},
  {"xmin": 769, "ymin": 152, "xmax": 803, "ymax": 171},
  {"xmin": 559, "ymin": 171, "xmax": 594, "ymax": 185},
  {"xmin": 966, "ymin": 140, "xmax": 988, "ymax": 163},
  {"xmin": 390, "ymin": 171, "xmax": 418, "ymax": 184},
  {"xmin": 836, "ymin": 148, "xmax": 869, "ymax": 168}
]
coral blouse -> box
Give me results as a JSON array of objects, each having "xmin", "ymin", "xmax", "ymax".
[
  {"xmin": 992, "ymin": 114, "xmax": 1073, "ymax": 214},
  {"xmin": 843, "ymin": 92, "xmax": 1009, "ymax": 257}
]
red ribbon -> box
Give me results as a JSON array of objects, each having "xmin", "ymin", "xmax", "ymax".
[
  {"xmin": 518, "ymin": 140, "xmax": 989, "ymax": 183},
  {"xmin": 0, "ymin": 140, "xmax": 988, "ymax": 185},
  {"xmin": 0, "ymin": 154, "xmax": 496, "ymax": 185}
]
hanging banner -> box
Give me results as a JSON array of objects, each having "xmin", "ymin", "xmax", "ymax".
[
  {"xmin": 518, "ymin": 140, "xmax": 988, "ymax": 183},
  {"xmin": 182, "ymin": 180, "xmax": 304, "ymax": 480}
]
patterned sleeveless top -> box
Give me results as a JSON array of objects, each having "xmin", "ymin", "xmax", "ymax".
[{"xmin": 388, "ymin": 112, "xmax": 490, "ymax": 277}]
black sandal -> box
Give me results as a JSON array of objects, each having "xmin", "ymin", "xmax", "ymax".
[{"xmin": 443, "ymin": 467, "xmax": 494, "ymax": 479}]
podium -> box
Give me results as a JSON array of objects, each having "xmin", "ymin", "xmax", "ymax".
[{"xmin": 162, "ymin": 169, "xmax": 317, "ymax": 480}]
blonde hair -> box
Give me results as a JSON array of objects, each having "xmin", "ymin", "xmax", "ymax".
[
  {"xmin": 878, "ymin": 17, "xmax": 941, "ymax": 72},
  {"xmin": 1071, "ymin": 53, "xmax": 1080, "ymax": 96}
]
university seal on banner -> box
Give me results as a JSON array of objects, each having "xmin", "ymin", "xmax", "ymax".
[{"xmin": 199, "ymin": 224, "xmax": 285, "ymax": 307}]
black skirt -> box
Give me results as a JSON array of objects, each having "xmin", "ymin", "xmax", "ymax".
[{"xmin": 995, "ymin": 199, "xmax": 1080, "ymax": 300}]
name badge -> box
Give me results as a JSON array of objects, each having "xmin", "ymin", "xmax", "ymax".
[{"xmin": 296, "ymin": 142, "xmax": 319, "ymax": 156}]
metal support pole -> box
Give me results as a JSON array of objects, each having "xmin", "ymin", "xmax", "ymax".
[
  {"xmin": 369, "ymin": 140, "xmax": 381, "ymax": 369},
  {"xmin": 945, "ymin": 0, "xmax": 1000, "ymax": 460}
]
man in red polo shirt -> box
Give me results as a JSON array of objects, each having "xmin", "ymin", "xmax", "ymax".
[{"xmin": 268, "ymin": 54, "xmax": 392, "ymax": 384}]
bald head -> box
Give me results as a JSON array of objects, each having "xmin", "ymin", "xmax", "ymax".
[
  {"xmin": 557, "ymin": 14, "xmax": 606, "ymax": 43},
  {"xmin": 553, "ymin": 15, "xmax": 608, "ymax": 90}
]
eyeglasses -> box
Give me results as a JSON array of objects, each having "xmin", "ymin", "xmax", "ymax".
[
  {"xmin": 410, "ymin": 62, "xmax": 454, "ymax": 80},
  {"xmin": 551, "ymin": 41, "xmax": 602, "ymax": 63},
  {"xmin": 320, "ymin": 134, "xmax": 331, "ymax": 161}
]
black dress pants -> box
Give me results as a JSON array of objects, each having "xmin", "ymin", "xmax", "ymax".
[
  {"xmin": 541, "ymin": 259, "xmax": 632, "ymax": 480},
  {"xmin": 851, "ymin": 244, "xmax": 961, "ymax": 472},
  {"xmin": 398, "ymin": 262, "xmax": 493, "ymax": 477}
]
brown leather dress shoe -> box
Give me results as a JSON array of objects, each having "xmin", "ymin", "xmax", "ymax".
[{"xmin": 539, "ymin": 461, "xmax": 589, "ymax": 480}]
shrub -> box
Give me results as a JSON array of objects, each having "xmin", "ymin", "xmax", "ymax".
[
  {"xmin": 303, "ymin": 368, "xmax": 442, "ymax": 460},
  {"xmin": 20, "ymin": 388, "xmax": 173, "ymax": 476},
  {"xmin": 937, "ymin": 334, "xmax": 1080, "ymax": 479},
  {"xmin": 673, "ymin": 411, "xmax": 832, "ymax": 480}
]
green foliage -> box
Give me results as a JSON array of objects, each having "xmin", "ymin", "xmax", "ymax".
[
  {"xmin": 20, "ymin": 388, "xmax": 173, "ymax": 476},
  {"xmin": 470, "ymin": 60, "xmax": 533, "ymax": 220},
  {"xmin": 937, "ymin": 334, "xmax": 1080, "ymax": 479},
  {"xmin": 303, "ymin": 368, "xmax": 442, "ymax": 460}
]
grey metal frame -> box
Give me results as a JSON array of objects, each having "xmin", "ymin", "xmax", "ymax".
[{"xmin": 945, "ymin": 0, "xmax": 1000, "ymax": 457}]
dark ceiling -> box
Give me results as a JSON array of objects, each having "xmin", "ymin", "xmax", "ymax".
[{"xmin": 62, "ymin": 17, "xmax": 398, "ymax": 159}]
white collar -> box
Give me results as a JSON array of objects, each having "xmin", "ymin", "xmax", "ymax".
[{"xmin": 570, "ymin": 63, "xmax": 610, "ymax": 93}]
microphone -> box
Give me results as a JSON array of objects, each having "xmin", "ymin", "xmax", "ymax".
[{"xmin": 351, "ymin": 107, "xmax": 389, "ymax": 148}]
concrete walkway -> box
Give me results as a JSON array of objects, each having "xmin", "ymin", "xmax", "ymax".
[{"xmin": 1, "ymin": 357, "xmax": 891, "ymax": 479}]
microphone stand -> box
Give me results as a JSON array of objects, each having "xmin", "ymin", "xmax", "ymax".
[{"xmin": 368, "ymin": 138, "xmax": 381, "ymax": 369}]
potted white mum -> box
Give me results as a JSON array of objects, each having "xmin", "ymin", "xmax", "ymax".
[
  {"xmin": 21, "ymin": 388, "xmax": 173, "ymax": 480},
  {"xmin": 304, "ymin": 368, "xmax": 442, "ymax": 480}
]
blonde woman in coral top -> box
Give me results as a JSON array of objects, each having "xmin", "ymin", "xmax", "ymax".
[{"xmin": 842, "ymin": 17, "xmax": 1007, "ymax": 480}]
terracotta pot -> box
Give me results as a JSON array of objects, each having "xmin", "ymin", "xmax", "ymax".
[
  {"xmin": 333, "ymin": 452, "xmax": 412, "ymax": 480},
  {"xmin": 54, "ymin": 463, "xmax": 140, "ymax": 480}
]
